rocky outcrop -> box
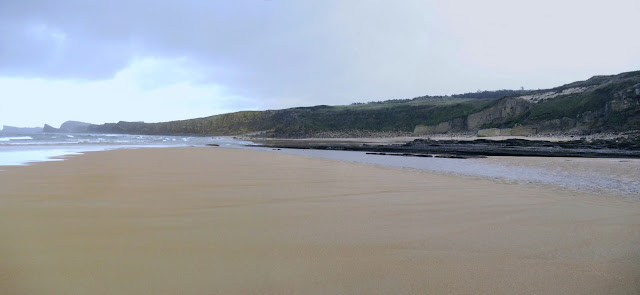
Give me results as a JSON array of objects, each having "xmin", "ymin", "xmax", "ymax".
[
  {"xmin": 43, "ymin": 124, "xmax": 58, "ymax": 133},
  {"xmin": 534, "ymin": 118, "xmax": 577, "ymax": 133},
  {"xmin": 477, "ymin": 125, "xmax": 537, "ymax": 137},
  {"xmin": 477, "ymin": 128, "xmax": 501, "ymax": 137},
  {"xmin": 467, "ymin": 72, "xmax": 640, "ymax": 135},
  {"xmin": 414, "ymin": 118, "xmax": 465, "ymax": 134},
  {"xmin": 518, "ymin": 87, "xmax": 589, "ymax": 102},
  {"xmin": 511, "ymin": 126, "xmax": 537, "ymax": 136},
  {"xmin": 0, "ymin": 125, "xmax": 42, "ymax": 134},
  {"xmin": 59, "ymin": 121, "xmax": 90, "ymax": 133},
  {"xmin": 259, "ymin": 136, "xmax": 640, "ymax": 158},
  {"xmin": 466, "ymin": 98, "xmax": 533, "ymax": 130},
  {"xmin": 42, "ymin": 121, "xmax": 91, "ymax": 133}
]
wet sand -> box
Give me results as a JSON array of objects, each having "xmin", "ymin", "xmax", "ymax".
[
  {"xmin": 0, "ymin": 148, "xmax": 639, "ymax": 294},
  {"xmin": 245, "ymin": 134, "xmax": 589, "ymax": 146}
]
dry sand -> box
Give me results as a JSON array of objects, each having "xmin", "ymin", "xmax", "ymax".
[{"xmin": 0, "ymin": 148, "xmax": 638, "ymax": 294}]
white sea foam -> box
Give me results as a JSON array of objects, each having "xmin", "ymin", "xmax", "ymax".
[
  {"xmin": 0, "ymin": 134, "xmax": 233, "ymax": 167},
  {"xmin": 0, "ymin": 149, "xmax": 85, "ymax": 166},
  {"xmin": 0, "ymin": 136, "xmax": 33, "ymax": 141},
  {"xmin": 3, "ymin": 141, "xmax": 74, "ymax": 145}
]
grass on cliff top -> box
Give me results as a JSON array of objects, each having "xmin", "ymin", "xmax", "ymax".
[
  {"xmin": 334, "ymin": 97, "xmax": 479, "ymax": 110},
  {"xmin": 527, "ymin": 80, "xmax": 638, "ymax": 122},
  {"xmin": 278, "ymin": 98, "xmax": 495, "ymax": 133}
]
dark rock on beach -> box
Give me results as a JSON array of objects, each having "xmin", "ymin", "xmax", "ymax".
[{"xmin": 255, "ymin": 134, "xmax": 640, "ymax": 159}]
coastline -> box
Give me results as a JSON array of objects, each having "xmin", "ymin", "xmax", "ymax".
[
  {"xmin": 0, "ymin": 133, "xmax": 254, "ymax": 167},
  {"xmin": 249, "ymin": 135, "xmax": 640, "ymax": 158},
  {"xmin": 3, "ymin": 134, "xmax": 639, "ymax": 197},
  {"xmin": 1, "ymin": 147, "xmax": 639, "ymax": 294},
  {"xmin": 270, "ymin": 148, "xmax": 640, "ymax": 198}
]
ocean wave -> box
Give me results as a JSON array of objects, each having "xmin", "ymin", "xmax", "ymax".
[
  {"xmin": 0, "ymin": 136, "xmax": 33, "ymax": 141},
  {"xmin": 1, "ymin": 141, "xmax": 78, "ymax": 145}
]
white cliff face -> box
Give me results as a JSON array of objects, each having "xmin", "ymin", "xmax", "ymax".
[{"xmin": 518, "ymin": 87, "xmax": 590, "ymax": 102}]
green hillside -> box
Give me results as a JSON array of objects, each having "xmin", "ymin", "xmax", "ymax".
[
  {"xmin": 87, "ymin": 70, "xmax": 640, "ymax": 137},
  {"xmin": 88, "ymin": 97, "xmax": 494, "ymax": 137},
  {"xmin": 494, "ymin": 71, "xmax": 640, "ymax": 133}
]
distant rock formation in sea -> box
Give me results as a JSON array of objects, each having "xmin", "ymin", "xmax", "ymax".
[
  {"xmin": 43, "ymin": 124, "xmax": 57, "ymax": 133},
  {"xmin": 59, "ymin": 121, "xmax": 90, "ymax": 133},
  {"xmin": 0, "ymin": 125, "xmax": 43, "ymax": 135},
  {"xmin": 43, "ymin": 121, "xmax": 91, "ymax": 133}
]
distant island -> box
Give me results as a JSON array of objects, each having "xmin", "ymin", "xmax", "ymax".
[
  {"xmin": 0, "ymin": 126, "xmax": 43, "ymax": 135},
  {"xmin": 5, "ymin": 70, "xmax": 638, "ymax": 138},
  {"xmin": 43, "ymin": 121, "xmax": 91, "ymax": 133}
]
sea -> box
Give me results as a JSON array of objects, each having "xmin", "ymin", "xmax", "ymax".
[
  {"xmin": 0, "ymin": 133, "xmax": 254, "ymax": 167},
  {"xmin": 1, "ymin": 133, "xmax": 638, "ymax": 199}
]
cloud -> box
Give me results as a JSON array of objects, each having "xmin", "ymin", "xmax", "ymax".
[
  {"xmin": 1, "ymin": 0, "xmax": 639, "ymax": 126},
  {"xmin": 433, "ymin": 0, "xmax": 640, "ymax": 73},
  {"xmin": 0, "ymin": 1, "xmax": 463, "ymax": 101},
  {"xmin": 0, "ymin": 57, "xmax": 252, "ymax": 127}
]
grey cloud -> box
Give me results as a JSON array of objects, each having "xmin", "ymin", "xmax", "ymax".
[
  {"xmin": 1, "ymin": 0, "xmax": 639, "ymax": 109},
  {"xmin": 0, "ymin": 0, "xmax": 459, "ymax": 105}
]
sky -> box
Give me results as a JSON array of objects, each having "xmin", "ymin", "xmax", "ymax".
[{"xmin": 1, "ymin": 0, "xmax": 639, "ymax": 128}]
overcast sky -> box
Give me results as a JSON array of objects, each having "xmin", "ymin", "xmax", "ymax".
[{"xmin": 2, "ymin": 0, "xmax": 639, "ymax": 128}]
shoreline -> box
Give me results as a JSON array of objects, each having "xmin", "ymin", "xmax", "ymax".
[
  {"xmin": 3, "ymin": 144, "xmax": 639, "ymax": 198},
  {"xmin": 3, "ymin": 132, "xmax": 638, "ymax": 169},
  {"xmin": 269, "ymin": 148, "xmax": 640, "ymax": 199},
  {"xmin": 249, "ymin": 136, "xmax": 640, "ymax": 158},
  {"xmin": 1, "ymin": 147, "xmax": 636, "ymax": 204},
  {"xmin": 0, "ymin": 134, "xmax": 254, "ymax": 167}
]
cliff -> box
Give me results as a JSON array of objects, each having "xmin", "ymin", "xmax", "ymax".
[
  {"xmin": 86, "ymin": 70, "xmax": 640, "ymax": 137},
  {"xmin": 0, "ymin": 125, "xmax": 42, "ymax": 134},
  {"xmin": 42, "ymin": 121, "xmax": 91, "ymax": 133},
  {"xmin": 415, "ymin": 70, "xmax": 640, "ymax": 135},
  {"xmin": 59, "ymin": 121, "xmax": 91, "ymax": 133},
  {"xmin": 87, "ymin": 99, "xmax": 490, "ymax": 137}
]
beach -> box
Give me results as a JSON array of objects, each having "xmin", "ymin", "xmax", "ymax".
[{"xmin": 0, "ymin": 148, "xmax": 639, "ymax": 294}]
